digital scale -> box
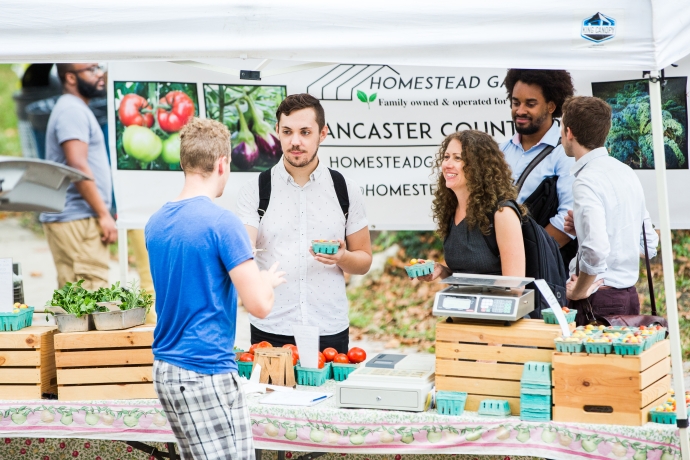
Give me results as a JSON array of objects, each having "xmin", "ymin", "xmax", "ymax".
[
  {"xmin": 336, "ymin": 354, "xmax": 435, "ymax": 412},
  {"xmin": 432, "ymin": 273, "xmax": 536, "ymax": 322}
]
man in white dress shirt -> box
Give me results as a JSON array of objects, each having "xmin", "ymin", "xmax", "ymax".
[
  {"xmin": 561, "ymin": 96, "xmax": 658, "ymax": 325},
  {"xmin": 237, "ymin": 94, "xmax": 372, "ymax": 352}
]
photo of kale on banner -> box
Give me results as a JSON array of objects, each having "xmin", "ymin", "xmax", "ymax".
[
  {"xmin": 592, "ymin": 77, "xmax": 688, "ymax": 169},
  {"xmin": 204, "ymin": 84, "xmax": 287, "ymax": 172},
  {"xmin": 114, "ymin": 82, "xmax": 199, "ymax": 171}
]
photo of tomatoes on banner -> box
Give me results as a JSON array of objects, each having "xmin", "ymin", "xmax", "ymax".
[{"xmin": 114, "ymin": 81, "xmax": 199, "ymax": 171}]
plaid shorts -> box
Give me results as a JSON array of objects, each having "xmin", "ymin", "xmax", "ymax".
[{"xmin": 153, "ymin": 360, "xmax": 255, "ymax": 460}]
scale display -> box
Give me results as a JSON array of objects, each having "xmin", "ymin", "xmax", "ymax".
[{"xmin": 431, "ymin": 274, "xmax": 536, "ymax": 321}]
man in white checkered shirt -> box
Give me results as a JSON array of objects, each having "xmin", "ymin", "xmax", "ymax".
[
  {"xmin": 237, "ymin": 94, "xmax": 372, "ymax": 353},
  {"xmin": 146, "ymin": 118, "xmax": 286, "ymax": 460}
]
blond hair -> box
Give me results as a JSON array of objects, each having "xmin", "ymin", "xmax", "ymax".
[{"xmin": 179, "ymin": 118, "xmax": 231, "ymax": 176}]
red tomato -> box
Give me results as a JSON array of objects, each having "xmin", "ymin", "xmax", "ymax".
[
  {"xmin": 238, "ymin": 353, "xmax": 254, "ymax": 362},
  {"xmin": 118, "ymin": 94, "xmax": 153, "ymax": 128},
  {"xmin": 322, "ymin": 347, "xmax": 337, "ymax": 362},
  {"xmin": 317, "ymin": 355, "xmax": 325, "ymax": 369},
  {"xmin": 333, "ymin": 353, "xmax": 350, "ymax": 364},
  {"xmin": 347, "ymin": 347, "xmax": 366, "ymax": 364},
  {"xmin": 249, "ymin": 341, "xmax": 272, "ymax": 354},
  {"xmin": 318, "ymin": 351, "xmax": 325, "ymax": 363},
  {"xmin": 157, "ymin": 91, "xmax": 195, "ymax": 133},
  {"xmin": 282, "ymin": 344, "xmax": 299, "ymax": 365}
]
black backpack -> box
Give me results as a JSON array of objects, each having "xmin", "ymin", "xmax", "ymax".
[
  {"xmin": 482, "ymin": 200, "xmax": 568, "ymax": 318},
  {"xmin": 257, "ymin": 167, "xmax": 350, "ymax": 222},
  {"xmin": 515, "ymin": 139, "xmax": 578, "ymax": 274}
]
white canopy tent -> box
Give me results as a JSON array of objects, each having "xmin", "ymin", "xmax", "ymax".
[{"xmin": 2, "ymin": 1, "xmax": 690, "ymax": 457}]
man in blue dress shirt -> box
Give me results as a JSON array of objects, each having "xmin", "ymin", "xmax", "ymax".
[{"xmin": 499, "ymin": 69, "xmax": 577, "ymax": 271}]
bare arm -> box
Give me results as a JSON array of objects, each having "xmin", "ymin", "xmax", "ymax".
[
  {"xmin": 62, "ymin": 139, "xmax": 117, "ymax": 244},
  {"xmin": 494, "ymin": 207, "xmax": 526, "ymax": 277},
  {"xmin": 230, "ymin": 259, "xmax": 285, "ymax": 319},
  {"xmin": 545, "ymin": 223, "xmax": 572, "ymax": 248},
  {"xmin": 311, "ymin": 227, "xmax": 373, "ymax": 275},
  {"xmin": 244, "ymin": 225, "xmax": 258, "ymax": 249}
]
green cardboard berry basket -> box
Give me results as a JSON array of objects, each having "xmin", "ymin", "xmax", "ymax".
[
  {"xmin": 650, "ymin": 410, "xmax": 676, "ymax": 424},
  {"xmin": 555, "ymin": 340, "xmax": 584, "ymax": 353},
  {"xmin": 541, "ymin": 308, "xmax": 576, "ymax": 324},
  {"xmin": 584, "ymin": 341, "xmax": 613, "ymax": 354},
  {"xmin": 478, "ymin": 399, "xmax": 511, "ymax": 416},
  {"xmin": 405, "ymin": 261, "xmax": 435, "ymax": 278},
  {"xmin": 332, "ymin": 362, "xmax": 358, "ymax": 382},
  {"xmin": 613, "ymin": 340, "xmax": 645, "ymax": 356},
  {"xmin": 312, "ymin": 241, "xmax": 340, "ymax": 254},
  {"xmin": 237, "ymin": 360, "xmax": 254, "ymax": 379},
  {"xmin": 436, "ymin": 391, "xmax": 467, "ymax": 416},
  {"xmin": 295, "ymin": 364, "xmax": 330, "ymax": 386},
  {"xmin": 0, "ymin": 307, "xmax": 34, "ymax": 332}
]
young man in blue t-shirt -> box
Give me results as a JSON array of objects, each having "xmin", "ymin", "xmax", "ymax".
[{"xmin": 146, "ymin": 118, "xmax": 285, "ymax": 460}]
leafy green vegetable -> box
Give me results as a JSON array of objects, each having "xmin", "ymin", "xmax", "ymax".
[
  {"xmin": 46, "ymin": 280, "xmax": 107, "ymax": 318},
  {"xmin": 47, "ymin": 280, "xmax": 153, "ymax": 317},
  {"xmin": 118, "ymin": 280, "xmax": 154, "ymax": 313}
]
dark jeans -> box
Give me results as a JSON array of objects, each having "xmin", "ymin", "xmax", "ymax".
[
  {"xmin": 571, "ymin": 286, "xmax": 640, "ymax": 326},
  {"xmin": 250, "ymin": 325, "xmax": 350, "ymax": 354}
]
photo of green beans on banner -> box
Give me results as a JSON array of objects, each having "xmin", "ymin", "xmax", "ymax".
[
  {"xmin": 204, "ymin": 84, "xmax": 287, "ymax": 172},
  {"xmin": 114, "ymin": 81, "xmax": 199, "ymax": 171}
]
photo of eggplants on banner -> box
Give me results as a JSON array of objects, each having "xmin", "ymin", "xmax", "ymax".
[
  {"xmin": 204, "ymin": 84, "xmax": 286, "ymax": 172},
  {"xmin": 114, "ymin": 81, "xmax": 199, "ymax": 171}
]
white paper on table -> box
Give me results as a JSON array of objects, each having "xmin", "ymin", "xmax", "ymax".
[
  {"xmin": 259, "ymin": 390, "xmax": 332, "ymax": 406},
  {"xmin": 534, "ymin": 279, "xmax": 571, "ymax": 337},
  {"xmin": 292, "ymin": 324, "xmax": 319, "ymax": 368},
  {"xmin": 0, "ymin": 258, "xmax": 13, "ymax": 313}
]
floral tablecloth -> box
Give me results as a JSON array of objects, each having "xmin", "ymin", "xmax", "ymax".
[{"xmin": 0, "ymin": 381, "xmax": 681, "ymax": 460}]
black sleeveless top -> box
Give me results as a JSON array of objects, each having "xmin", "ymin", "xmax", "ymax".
[{"xmin": 443, "ymin": 201, "xmax": 521, "ymax": 276}]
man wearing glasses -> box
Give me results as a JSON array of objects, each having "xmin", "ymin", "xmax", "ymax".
[{"xmin": 39, "ymin": 63, "xmax": 116, "ymax": 290}]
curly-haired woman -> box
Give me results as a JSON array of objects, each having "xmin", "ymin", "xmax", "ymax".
[{"xmin": 419, "ymin": 130, "xmax": 526, "ymax": 282}]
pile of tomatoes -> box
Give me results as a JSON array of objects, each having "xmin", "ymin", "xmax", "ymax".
[
  {"xmin": 237, "ymin": 343, "xmax": 367, "ymax": 370},
  {"xmin": 118, "ymin": 91, "xmax": 195, "ymax": 165}
]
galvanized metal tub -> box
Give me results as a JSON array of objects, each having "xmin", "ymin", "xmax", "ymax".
[
  {"xmin": 53, "ymin": 312, "xmax": 94, "ymax": 333},
  {"xmin": 92, "ymin": 307, "xmax": 146, "ymax": 331}
]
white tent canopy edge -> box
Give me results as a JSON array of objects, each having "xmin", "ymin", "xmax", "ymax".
[{"xmin": 1, "ymin": 0, "xmax": 690, "ymax": 70}]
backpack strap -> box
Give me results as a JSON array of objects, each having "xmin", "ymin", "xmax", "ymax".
[
  {"xmin": 515, "ymin": 139, "xmax": 561, "ymax": 193},
  {"xmin": 642, "ymin": 222, "xmax": 657, "ymax": 316},
  {"xmin": 258, "ymin": 167, "xmax": 350, "ymax": 223},
  {"xmin": 328, "ymin": 168, "xmax": 349, "ymax": 223},
  {"xmin": 257, "ymin": 169, "xmax": 272, "ymax": 221}
]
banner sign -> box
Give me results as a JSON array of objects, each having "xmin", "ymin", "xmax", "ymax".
[{"xmin": 107, "ymin": 59, "xmax": 689, "ymax": 230}]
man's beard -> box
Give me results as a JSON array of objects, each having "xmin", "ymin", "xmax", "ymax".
[
  {"xmin": 76, "ymin": 75, "xmax": 106, "ymax": 99},
  {"xmin": 284, "ymin": 146, "xmax": 319, "ymax": 169},
  {"xmin": 514, "ymin": 110, "xmax": 549, "ymax": 135}
]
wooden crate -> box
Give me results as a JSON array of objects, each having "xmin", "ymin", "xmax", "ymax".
[
  {"xmin": 55, "ymin": 326, "xmax": 156, "ymax": 400},
  {"xmin": 435, "ymin": 318, "xmax": 564, "ymax": 415},
  {"xmin": 553, "ymin": 339, "xmax": 671, "ymax": 426},
  {"xmin": 0, "ymin": 326, "xmax": 57, "ymax": 399}
]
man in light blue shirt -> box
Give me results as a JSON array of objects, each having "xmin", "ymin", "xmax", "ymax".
[{"xmin": 499, "ymin": 69, "xmax": 577, "ymax": 270}]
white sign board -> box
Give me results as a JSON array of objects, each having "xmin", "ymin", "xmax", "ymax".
[{"xmin": 107, "ymin": 58, "xmax": 690, "ymax": 230}]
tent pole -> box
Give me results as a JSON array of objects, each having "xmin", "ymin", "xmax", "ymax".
[
  {"xmin": 118, "ymin": 227, "xmax": 128, "ymax": 285},
  {"xmin": 649, "ymin": 70, "xmax": 689, "ymax": 460}
]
